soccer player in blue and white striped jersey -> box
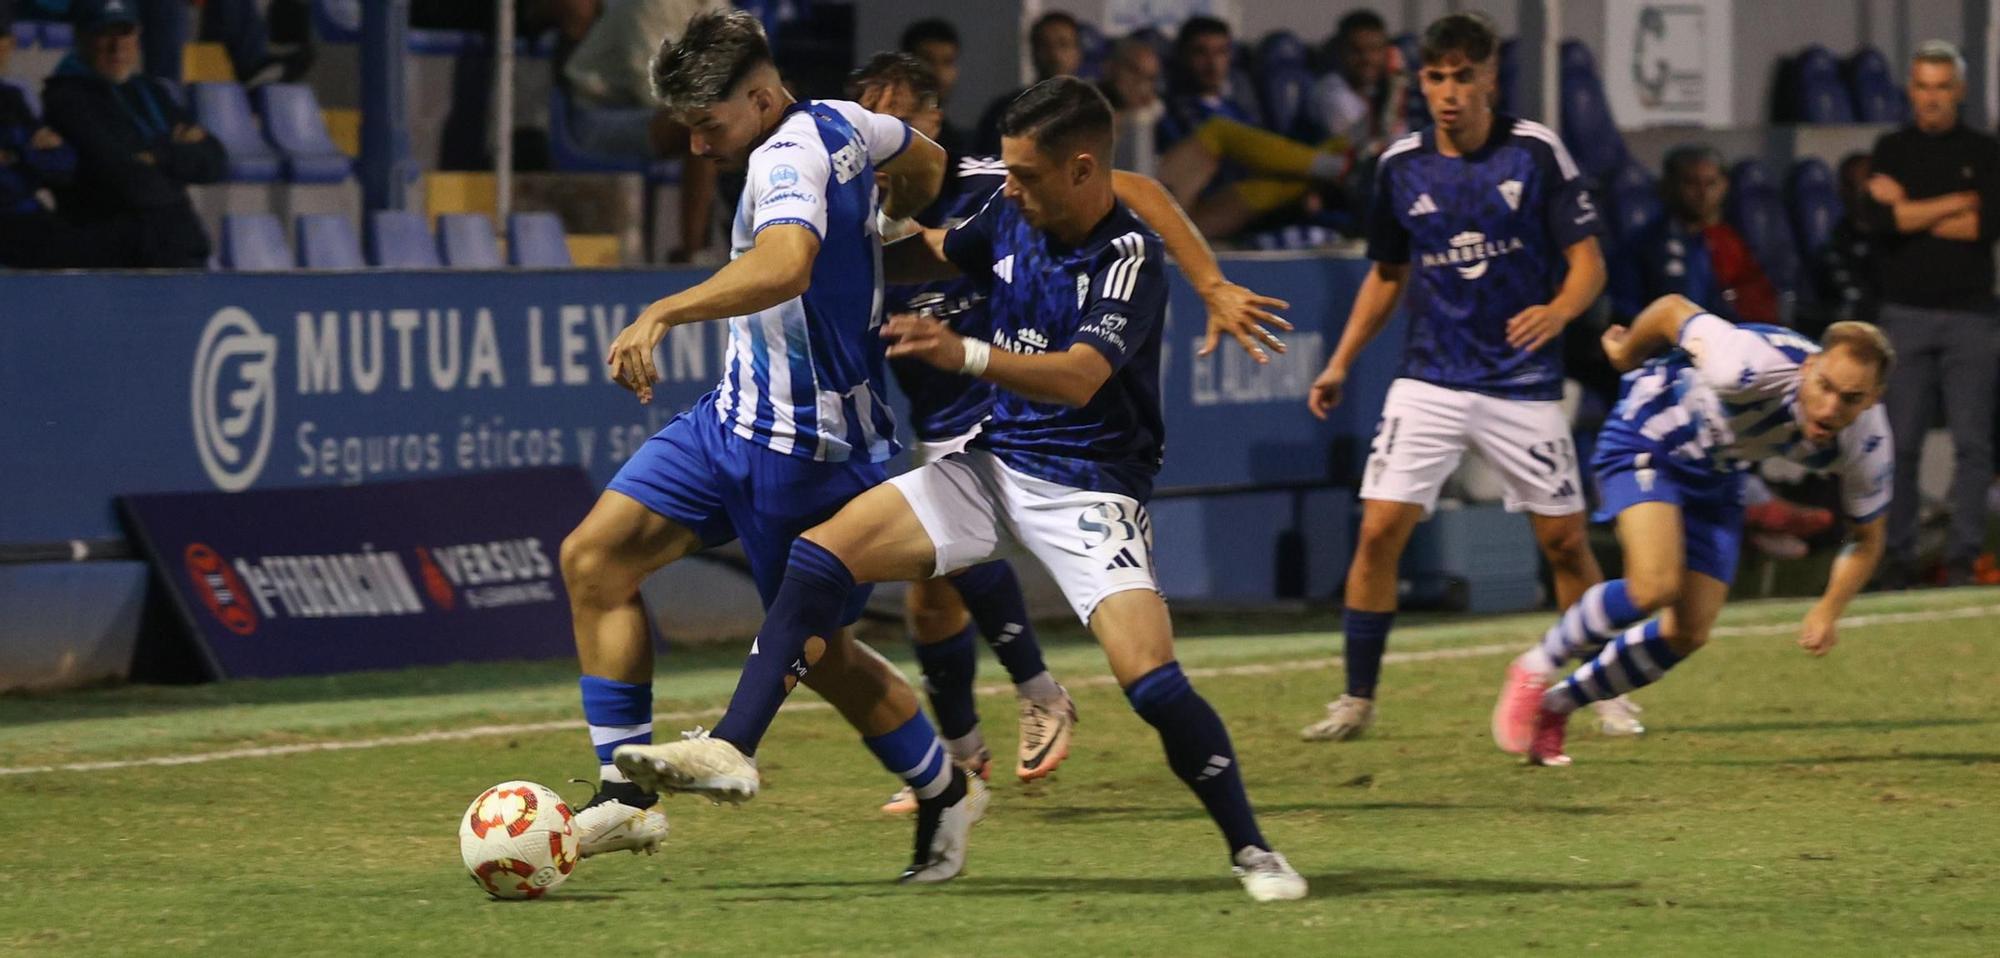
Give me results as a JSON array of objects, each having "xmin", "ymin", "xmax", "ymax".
[
  {"xmin": 560, "ymin": 11, "xmax": 978, "ymax": 875},
  {"xmin": 1492, "ymin": 294, "xmax": 1895, "ymax": 765}
]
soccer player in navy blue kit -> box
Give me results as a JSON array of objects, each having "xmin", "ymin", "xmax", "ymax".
[
  {"xmin": 616, "ymin": 77, "xmax": 1307, "ymax": 900},
  {"xmin": 556, "ymin": 12, "xmax": 980, "ymax": 876},
  {"xmin": 851, "ymin": 53, "xmax": 1293, "ymax": 814},
  {"xmin": 1301, "ymin": 13, "xmax": 1615, "ymax": 743},
  {"xmin": 1493, "ymin": 295, "xmax": 1894, "ymax": 765}
]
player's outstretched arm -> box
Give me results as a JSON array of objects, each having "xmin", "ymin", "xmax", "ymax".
[
  {"xmin": 1800, "ymin": 515, "xmax": 1886, "ymax": 656},
  {"xmin": 1308, "ymin": 261, "xmax": 1407, "ymax": 419},
  {"xmin": 607, "ymin": 224, "xmax": 821, "ymax": 402},
  {"xmin": 1505, "ymin": 236, "xmax": 1607, "ymax": 352},
  {"xmin": 1601, "ymin": 293, "xmax": 1704, "ymax": 373},
  {"xmin": 1109, "ymin": 171, "xmax": 1292, "ymax": 364},
  {"xmin": 881, "ymin": 226, "xmax": 962, "ymax": 284},
  {"xmin": 876, "ymin": 130, "xmax": 947, "ymax": 221},
  {"xmin": 881, "ymin": 313, "xmax": 1111, "ymax": 407}
]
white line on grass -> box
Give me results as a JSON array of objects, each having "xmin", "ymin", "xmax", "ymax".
[{"xmin": 4, "ymin": 602, "xmax": 1996, "ymax": 777}]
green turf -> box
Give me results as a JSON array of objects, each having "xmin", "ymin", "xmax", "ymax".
[{"xmin": 6, "ymin": 590, "xmax": 1999, "ymax": 956}]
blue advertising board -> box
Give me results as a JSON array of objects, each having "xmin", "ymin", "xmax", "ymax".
[{"xmin": 119, "ymin": 468, "xmax": 596, "ymax": 679}]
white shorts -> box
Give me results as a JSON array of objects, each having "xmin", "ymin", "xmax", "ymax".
[
  {"xmin": 887, "ymin": 447, "xmax": 1158, "ymax": 624},
  {"xmin": 910, "ymin": 423, "xmax": 982, "ymax": 467},
  {"xmin": 1360, "ymin": 378, "xmax": 1584, "ymax": 518}
]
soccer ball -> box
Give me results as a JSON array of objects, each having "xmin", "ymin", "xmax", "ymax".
[{"xmin": 458, "ymin": 780, "xmax": 580, "ymax": 900}]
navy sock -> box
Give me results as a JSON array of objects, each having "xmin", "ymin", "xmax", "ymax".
[
  {"xmin": 580, "ymin": 675, "xmax": 652, "ymax": 782},
  {"xmin": 862, "ymin": 710, "xmax": 955, "ymax": 801},
  {"xmin": 949, "ymin": 560, "xmax": 1048, "ymax": 685},
  {"xmin": 1126, "ymin": 662, "xmax": 1268, "ymax": 859},
  {"xmin": 710, "ymin": 539, "xmax": 854, "ymax": 756},
  {"xmin": 1343, "ymin": 608, "xmax": 1395, "ymax": 699},
  {"xmin": 913, "ymin": 623, "xmax": 981, "ymax": 741}
]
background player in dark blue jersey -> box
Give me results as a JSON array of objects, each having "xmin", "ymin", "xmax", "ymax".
[
  {"xmin": 1300, "ymin": 13, "xmax": 1613, "ymax": 743},
  {"xmin": 556, "ymin": 12, "xmax": 980, "ymax": 879},
  {"xmin": 850, "ymin": 53, "xmax": 1294, "ymax": 814},
  {"xmin": 616, "ymin": 78, "xmax": 1307, "ymax": 900}
]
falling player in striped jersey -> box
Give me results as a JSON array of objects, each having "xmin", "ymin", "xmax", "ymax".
[
  {"xmin": 849, "ymin": 52, "xmax": 1294, "ymax": 814},
  {"xmin": 559, "ymin": 12, "xmax": 978, "ymax": 875},
  {"xmin": 1493, "ymin": 294, "xmax": 1894, "ymax": 765},
  {"xmin": 1301, "ymin": 13, "xmax": 1621, "ymax": 742}
]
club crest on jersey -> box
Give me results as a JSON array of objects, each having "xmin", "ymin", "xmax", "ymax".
[
  {"xmin": 769, "ymin": 164, "xmax": 800, "ymax": 188},
  {"xmin": 1498, "ymin": 179, "xmax": 1523, "ymax": 210},
  {"xmin": 1076, "ymin": 273, "xmax": 1090, "ymax": 309}
]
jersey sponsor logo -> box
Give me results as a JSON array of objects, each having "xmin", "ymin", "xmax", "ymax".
[
  {"xmin": 1498, "ymin": 179, "xmax": 1523, "ymax": 210},
  {"xmin": 1574, "ymin": 191, "xmax": 1599, "ymax": 224},
  {"xmin": 765, "ymin": 140, "xmax": 800, "ymax": 150},
  {"xmin": 758, "ymin": 189, "xmax": 818, "ymax": 209},
  {"xmin": 1418, "ymin": 230, "xmax": 1526, "ymax": 280},
  {"xmin": 192, "ymin": 306, "xmax": 279, "ymax": 491},
  {"xmin": 768, "ymin": 164, "xmax": 800, "ymax": 188},
  {"xmin": 830, "ymin": 141, "xmax": 865, "ymax": 184},
  {"xmin": 993, "ymin": 254, "xmax": 1015, "ymax": 284},
  {"xmin": 1408, "ymin": 192, "xmax": 1440, "ymax": 216}
]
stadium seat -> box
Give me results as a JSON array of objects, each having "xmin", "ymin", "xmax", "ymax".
[
  {"xmin": 546, "ymin": 86, "xmax": 678, "ymax": 178},
  {"xmin": 2, "ymin": 77, "xmax": 41, "ymax": 121},
  {"xmin": 1559, "ymin": 40, "xmax": 1629, "ymax": 187},
  {"xmin": 366, "ymin": 210, "xmax": 441, "ymax": 268},
  {"xmin": 1228, "ymin": 45, "xmax": 1265, "ymax": 129},
  {"xmin": 1726, "ymin": 159, "xmax": 1804, "ymax": 316},
  {"xmin": 408, "ymin": 29, "xmax": 481, "ymax": 56},
  {"xmin": 1076, "ymin": 20, "xmax": 1108, "ymax": 79},
  {"xmin": 1846, "ymin": 46, "xmax": 1907, "ymax": 123},
  {"xmin": 38, "ymin": 21, "xmax": 72, "ymax": 48},
  {"xmin": 218, "ymin": 213, "xmax": 292, "ymax": 271},
  {"xmin": 1793, "ymin": 45, "xmax": 1856, "ymax": 123},
  {"xmin": 437, "ymin": 213, "xmax": 503, "ymax": 269},
  {"xmin": 1787, "ymin": 158, "xmax": 1844, "ymax": 260},
  {"xmin": 10, "ymin": 20, "xmax": 36, "ymax": 48},
  {"xmin": 190, "ymin": 82, "xmax": 283, "ymax": 182},
  {"xmin": 507, "ymin": 212, "xmax": 572, "ymax": 268},
  {"xmin": 1256, "ymin": 62, "xmax": 1316, "ymax": 140},
  {"xmin": 255, "ymin": 84, "xmax": 352, "ymax": 183},
  {"xmin": 295, "ymin": 214, "xmax": 366, "ymax": 270},
  {"xmin": 1256, "ymin": 30, "xmax": 1311, "ymax": 71},
  {"xmin": 313, "ymin": 0, "xmax": 360, "ymax": 43},
  {"xmin": 1609, "ymin": 160, "xmax": 1662, "ymax": 247}
]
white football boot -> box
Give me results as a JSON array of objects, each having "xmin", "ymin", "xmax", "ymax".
[
  {"xmin": 1299, "ymin": 694, "xmax": 1375, "ymax": 741},
  {"xmin": 1591, "ymin": 695, "xmax": 1646, "ymax": 737},
  {"xmin": 899, "ymin": 768, "xmax": 989, "ymax": 884},
  {"xmin": 613, "ymin": 728, "xmax": 760, "ymax": 804},
  {"xmin": 1233, "ymin": 847, "xmax": 1308, "ymax": 901},
  {"xmin": 574, "ymin": 800, "xmax": 670, "ymax": 858}
]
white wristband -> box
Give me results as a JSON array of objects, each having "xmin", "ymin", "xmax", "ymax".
[
  {"xmin": 876, "ymin": 210, "xmax": 920, "ymax": 244},
  {"xmin": 958, "ymin": 337, "xmax": 991, "ymax": 377}
]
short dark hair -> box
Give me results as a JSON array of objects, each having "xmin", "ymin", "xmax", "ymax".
[
  {"xmin": 1334, "ymin": 10, "xmax": 1387, "ymax": 46},
  {"xmin": 1662, "ymin": 144, "xmax": 1724, "ymax": 183},
  {"xmin": 1176, "ymin": 15, "xmax": 1231, "ymax": 56},
  {"xmin": 1029, "ymin": 11, "xmax": 1079, "ymax": 46},
  {"xmin": 1418, "ymin": 12, "xmax": 1497, "ymax": 65},
  {"xmin": 900, "ymin": 18, "xmax": 959, "ymax": 53},
  {"xmin": 1000, "ymin": 76, "xmax": 1114, "ymax": 157},
  {"xmin": 847, "ymin": 52, "xmax": 941, "ymax": 106},
  {"xmin": 650, "ymin": 10, "xmax": 773, "ymax": 112}
]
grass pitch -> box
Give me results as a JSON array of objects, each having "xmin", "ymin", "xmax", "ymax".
[{"xmin": 4, "ymin": 589, "xmax": 1998, "ymax": 957}]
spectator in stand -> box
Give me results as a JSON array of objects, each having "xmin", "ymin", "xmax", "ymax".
[
  {"xmin": 972, "ymin": 10, "xmax": 1081, "ymax": 154},
  {"xmin": 1860, "ymin": 41, "xmax": 2000, "ymax": 587},
  {"xmin": 1610, "ymin": 145, "xmax": 1781, "ymax": 325},
  {"xmin": 40, "ymin": 0, "xmax": 223, "ymax": 268},
  {"xmin": 1099, "ymin": 34, "xmax": 1163, "ymax": 175},
  {"xmin": 1805, "ymin": 153, "xmax": 1881, "ymax": 337},
  {"xmin": 1308, "ymin": 9, "xmax": 1406, "ymax": 150},
  {"xmin": 561, "ymin": 0, "xmax": 726, "ymax": 261},
  {"xmin": 1156, "ymin": 15, "xmax": 1256, "ymax": 149},
  {"xmin": 898, "ymin": 18, "xmax": 966, "ymax": 156}
]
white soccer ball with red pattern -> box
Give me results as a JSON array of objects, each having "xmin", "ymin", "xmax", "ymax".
[{"xmin": 458, "ymin": 780, "xmax": 580, "ymax": 900}]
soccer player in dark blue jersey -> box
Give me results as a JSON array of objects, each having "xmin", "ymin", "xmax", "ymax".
[
  {"xmin": 616, "ymin": 77, "xmax": 1307, "ymax": 900},
  {"xmin": 1301, "ymin": 13, "xmax": 1613, "ymax": 743},
  {"xmin": 851, "ymin": 53, "xmax": 1294, "ymax": 814},
  {"xmin": 557, "ymin": 12, "xmax": 978, "ymax": 878}
]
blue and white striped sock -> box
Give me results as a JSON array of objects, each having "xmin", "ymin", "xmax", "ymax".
[
  {"xmin": 1543, "ymin": 620, "xmax": 1686, "ymax": 713},
  {"xmin": 1528, "ymin": 580, "xmax": 1646, "ymax": 672},
  {"xmin": 580, "ymin": 675, "xmax": 652, "ymax": 783},
  {"xmin": 863, "ymin": 711, "xmax": 953, "ymax": 801}
]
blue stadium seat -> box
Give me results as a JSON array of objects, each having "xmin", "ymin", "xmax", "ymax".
[
  {"xmin": 1794, "ymin": 45, "xmax": 1856, "ymax": 123},
  {"xmin": 1228, "ymin": 45, "xmax": 1264, "ymax": 128},
  {"xmin": 1256, "ymin": 63, "xmax": 1316, "ymax": 140},
  {"xmin": 1726, "ymin": 159, "xmax": 1803, "ymax": 316},
  {"xmin": 1075, "ymin": 20, "xmax": 1108, "ymax": 80},
  {"xmin": 1786, "ymin": 158, "xmax": 1843, "ymax": 260},
  {"xmin": 366, "ymin": 211, "xmax": 441, "ymax": 268},
  {"xmin": 313, "ymin": 0, "xmax": 361, "ymax": 43},
  {"xmin": 218, "ymin": 213, "xmax": 292, "ymax": 271},
  {"xmin": 38, "ymin": 21, "xmax": 72, "ymax": 48},
  {"xmin": 1391, "ymin": 33, "xmax": 1429, "ymax": 129},
  {"xmin": 408, "ymin": 29, "xmax": 481, "ymax": 56},
  {"xmin": 1559, "ymin": 41, "xmax": 1628, "ymax": 188},
  {"xmin": 1609, "ymin": 161, "xmax": 1662, "ymax": 246},
  {"xmin": 1257, "ymin": 30, "xmax": 1310, "ymax": 71},
  {"xmin": 10, "ymin": 20, "xmax": 37, "ymax": 48},
  {"xmin": 507, "ymin": 212, "xmax": 572, "ymax": 268},
  {"xmin": 255, "ymin": 84, "xmax": 352, "ymax": 183},
  {"xmin": 1846, "ymin": 46, "xmax": 1907, "ymax": 123},
  {"xmin": 3, "ymin": 77, "xmax": 42, "ymax": 121},
  {"xmin": 295, "ymin": 214, "xmax": 365, "ymax": 269},
  {"xmin": 437, "ymin": 213, "xmax": 503, "ymax": 269},
  {"xmin": 546, "ymin": 86, "xmax": 678, "ymax": 178},
  {"xmin": 190, "ymin": 82, "xmax": 283, "ymax": 182}
]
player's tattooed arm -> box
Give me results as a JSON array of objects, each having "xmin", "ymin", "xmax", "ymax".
[
  {"xmin": 1600, "ymin": 293, "xmax": 1704, "ymax": 373},
  {"xmin": 1308, "ymin": 261, "xmax": 1407, "ymax": 419},
  {"xmin": 1505, "ymin": 236, "xmax": 1606, "ymax": 353},
  {"xmin": 607, "ymin": 224, "xmax": 822, "ymax": 403},
  {"xmin": 1109, "ymin": 171, "xmax": 1292, "ymax": 364},
  {"xmin": 881, "ymin": 314, "xmax": 1112, "ymax": 407},
  {"xmin": 1801, "ymin": 515, "xmax": 1886, "ymax": 656}
]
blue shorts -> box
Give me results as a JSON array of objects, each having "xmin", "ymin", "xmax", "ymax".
[
  {"xmin": 1592, "ymin": 429, "xmax": 1746, "ymax": 585},
  {"xmin": 607, "ymin": 394, "xmax": 884, "ymax": 622}
]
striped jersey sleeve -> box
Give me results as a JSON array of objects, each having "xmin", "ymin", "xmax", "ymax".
[
  {"xmin": 1074, "ymin": 229, "xmax": 1166, "ymax": 371},
  {"xmin": 1677, "ymin": 313, "xmax": 1811, "ymax": 401}
]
